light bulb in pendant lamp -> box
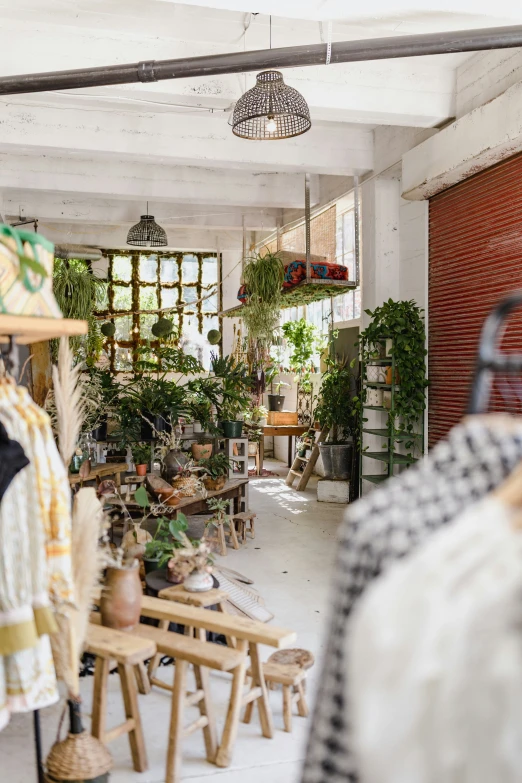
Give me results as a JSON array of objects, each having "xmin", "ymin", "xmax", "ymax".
[{"xmin": 232, "ymin": 70, "xmax": 311, "ymax": 141}]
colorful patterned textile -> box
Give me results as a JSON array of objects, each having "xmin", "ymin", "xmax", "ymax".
[{"xmin": 283, "ymin": 260, "xmax": 349, "ymax": 288}]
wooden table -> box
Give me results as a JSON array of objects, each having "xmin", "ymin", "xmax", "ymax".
[
  {"xmin": 171, "ymin": 478, "xmax": 249, "ymax": 517},
  {"xmin": 257, "ymin": 426, "xmax": 310, "ymax": 475},
  {"xmin": 68, "ymin": 461, "xmax": 128, "ymax": 488}
]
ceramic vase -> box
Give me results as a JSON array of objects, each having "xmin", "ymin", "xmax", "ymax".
[
  {"xmin": 184, "ymin": 569, "xmax": 213, "ymax": 592},
  {"xmin": 100, "ymin": 561, "xmax": 142, "ymax": 632}
]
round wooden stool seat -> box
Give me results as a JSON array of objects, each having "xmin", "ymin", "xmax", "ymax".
[{"xmin": 267, "ymin": 648, "xmax": 315, "ymax": 670}]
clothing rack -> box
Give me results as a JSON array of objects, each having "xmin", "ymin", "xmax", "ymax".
[
  {"xmin": 468, "ymin": 290, "xmax": 522, "ymax": 414},
  {"xmin": 0, "ymin": 317, "xmax": 87, "ymax": 783}
]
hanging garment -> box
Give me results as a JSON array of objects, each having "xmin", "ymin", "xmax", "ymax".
[
  {"xmin": 0, "ymin": 421, "xmax": 29, "ymax": 501},
  {"xmin": 349, "ymin": 495, "xmax": 522, "ymax": 783},
  {"xmin": 302, "ymin": 416, "xmax": 522, "ymax": 783},
  {"xmin": 0, "ymin": 382, "xmax": 72, "ymax": 729}
]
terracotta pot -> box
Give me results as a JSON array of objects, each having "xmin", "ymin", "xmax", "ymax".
[
  {"xmin": 165, "ymin": 494, "xmax": 181, "ymax": 507},
  {"xmin": 385, "ymin": 366, "xmax": 400, "ymax": 385},
  {"xmin": 100, "ymin": 562, "xmax": 142, "ymax": 632},
  {"xmin": 121, "ymin": 522, "xmax": 152, "ymax": 561},
  {"xmin": 203, "ymin": 475, "xmax": 227, "ymax": 491},
  {"xmin": 136, "ymin": 464, "xmax": 147, "ymax": 476},
  {"xmin": 191, "ymin": 442, "xmax": 213, "ymax": 461},
  {"xmin": 184, "ymin": 569, "xmax": 213, "ymax": 592}
]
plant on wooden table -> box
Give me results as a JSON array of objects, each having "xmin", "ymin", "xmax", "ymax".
[
  {"xmin": 131, "ymin": 442, "xmax": 151, "ymax": 472},
  {"xmin": 143, "ymin": 513, "xmax": 190, "ymax": 568},
  {"xmin": 198, "ymin": 453, "xmax": 232, "ymax": 489}
]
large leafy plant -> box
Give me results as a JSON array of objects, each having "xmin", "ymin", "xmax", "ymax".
[
  {"xmin": 241, "ymin": 249, "xmax": 284, "ymax": 346},
  {"xmin": 315, "ymin": 354, "xmax": 358, "ymax": 444},
  {"xmin": 281, "ymin": 318, "xmax": 323, "ymax": 391},
  {"xmin": 356, "ymin": 298, "xmax": 428, "ymax": 441}
]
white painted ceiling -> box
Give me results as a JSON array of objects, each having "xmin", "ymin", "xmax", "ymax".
[{"xmin": 0, "ymin": 0, "xmax": 521, "ymax": 245}]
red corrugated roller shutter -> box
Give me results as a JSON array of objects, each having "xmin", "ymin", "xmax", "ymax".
[{"xmin": 429, "ymin": 152, "xmax": 522, "ymax": 447}]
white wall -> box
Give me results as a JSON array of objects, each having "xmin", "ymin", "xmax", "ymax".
[{"xmin": 456, "ymin": 48, "xmax": 522, "ymax": 119}]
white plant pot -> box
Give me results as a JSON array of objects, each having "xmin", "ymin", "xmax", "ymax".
[
  {"xmin": 259, "ymin": 417, "xmax": 267, "ymax": 427},
  {"xmin": 193, "ymin": 421, "xmax": 203, "ymax": 433},
  {"xmin": 184, "ymin": 570, "xmax": 213, "ymax": 592},
  {"xmin": 367, "ymin": 388, "xmax": 384, "ymax": 407},
  {"xmin": 184, "ymin": 423, "xmax": 194, "ymax": 436},
  {"xmin": 366, "ymin": 365, "xmax": 386, "ymax": 383},
  {"xmin": 248, "ymin": 442, "xmax": 258, "ymax": 456}
]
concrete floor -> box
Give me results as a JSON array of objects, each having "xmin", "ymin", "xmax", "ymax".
[{"xmin": 1, "ymin": 461, "xmax": 346, "ymax": 783}]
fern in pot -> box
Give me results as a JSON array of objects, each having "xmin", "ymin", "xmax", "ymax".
[{"xmin": 198, "ymin": 452, "xmax": 233, "ymax": 491}]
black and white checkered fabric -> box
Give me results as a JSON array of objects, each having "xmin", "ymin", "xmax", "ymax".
[{"xmin": 302, "ymin": 417, "xmax": 522, "ymax": 783}]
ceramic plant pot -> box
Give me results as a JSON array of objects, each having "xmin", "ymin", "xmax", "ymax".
[
  {"xmin": 221, "ymin": 421, "xmax": 243, "ymax": 438},
  {"xmin": 319, "ymin": 443, "xmax": 354, "ymax": 481},
  {"xmin": 191, "ymin": 442, "xmax": 213, "ymax": 461},
  {"xmin": 143, "ymin": 557, "xmax": 160, "ymax": 576},
  {"xmin": 203, "ymin": 475, "xmax": 227, "ymax": 491},
  {"xmin": 248, "ymin": 442, "xmax": 258, "ymax": 456},
  {"xmin": 385, "ymin": 366, "xmax": 400, "ymax": 385},
  {"xmin": 162, "ymin": 449, "xmax": 188, "ymax": 483},
  {"xmin": 100, "ymin": 562, "xmax": 142, "ymax": 632},
  {"xmin": 121, "ymin": 522, "xmax": 152, "ymax": 561},
  {"xmin": 184, "ymin": 569, "xmax": 213, "ymax": 593},
  {"xmin": 267, "ymin": 394, "xmax": 285, "ymax": 412},
  {"xmin": 135, "ymin": 464, "xmax": 147, "ymax": 476},
  {"xmin": 193, "ymin": 421, "xmax": 203, "ymax": 433}
]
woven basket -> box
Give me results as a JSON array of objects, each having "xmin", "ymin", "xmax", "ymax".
[
  {"xmin": 172, "ymin": 475, "xmax": 199, "ymax": 497},
  {"xmin": 45, "ymin": 730, "xmax": 112, "ymax": 782}
]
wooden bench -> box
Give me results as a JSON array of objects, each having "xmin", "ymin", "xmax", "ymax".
[
  {"xmin": 152, "ymin": 591, "xmax": 295, "ymax": 767},
  {"xmin": 85, "ymin": 623, "xmax": 156, "ymax": 773}
]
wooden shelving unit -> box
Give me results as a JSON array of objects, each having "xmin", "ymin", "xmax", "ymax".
[
  {"xmin": 0, "ymin": 314, "xmax": 88, "ymax": 344},
  {"xmin": 360, "ymin": 336, "xmax": 424, "ymax": 494}
]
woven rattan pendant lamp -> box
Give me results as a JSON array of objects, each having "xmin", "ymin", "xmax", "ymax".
[
  {"xmin": 232, "ymin": 17, "xmax": 311, "ymax": 140},
  {"xmin": 127, "ymin": 202, "xmax": 168, "ymax": 247}
]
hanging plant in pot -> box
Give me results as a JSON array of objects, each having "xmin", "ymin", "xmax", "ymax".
[
  {"xmin": 314, "ymin": 352, "xmax": 358, "ymax": 481},
  {"xmin": 240, "ymin": 249, "xmax": 284, "ymax": 352}
]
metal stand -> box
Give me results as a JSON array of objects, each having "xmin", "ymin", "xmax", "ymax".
[
  {"xmin": 468, "ymin": 290, "xmax": 522, "ymax": 414},
  {"xmin": 34, "ymin": 710, "xmax": 44, "ymax": 783}
]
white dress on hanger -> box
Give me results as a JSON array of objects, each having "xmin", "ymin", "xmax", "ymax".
[{"xmin": 348, "ymin": 495, "xmax": 522, "ymax": 783}]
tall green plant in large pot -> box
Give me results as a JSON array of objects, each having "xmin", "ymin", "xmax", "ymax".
[{"xmin": 315, "ymin": 354, "xmax": 358, "ymax": 480}]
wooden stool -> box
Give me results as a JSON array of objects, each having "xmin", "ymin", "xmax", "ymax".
[
  {"xmin": 232, "ymin": 511, "xmax": 256, "ymax": 543},
  {"xmin": 148, "ymin": 586, "xmax": 233, "ymax": 684},
  {"xmin": 124, "ymin": 474, "xmax": 146, "ymax": 501},
  {"xmin": 85, "ymin": 623, "xmax": 156, "ymax": 773},
  {"xmin": 207, "ymin": 517, "xmax": 239, "ymax": 556},
  {"xmin": 245, "ymin": 662, "xmax": 308, "ymax": 733}
]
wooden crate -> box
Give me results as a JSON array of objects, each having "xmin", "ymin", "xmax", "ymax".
[{"xmin": 267, "ymin": 411, "xmax": 298, "ymax": 426}]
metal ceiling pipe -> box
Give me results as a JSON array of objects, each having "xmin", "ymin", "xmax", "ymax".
[
  {"xmin": 0, "ymin": 25, "xmax": 522, "ymax": 95},
  {"xmin": 55, "ymin": 245, "xmax": 102, "ymax": 261}
]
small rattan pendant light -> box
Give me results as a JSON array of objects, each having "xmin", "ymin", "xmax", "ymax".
[
  {"xmin": 232, "ymin": 17, "xmax": 311, "ymax": 141},
  {"xmin": 127, "ymin": 202, "xmax": 168, "ymax": 247}
]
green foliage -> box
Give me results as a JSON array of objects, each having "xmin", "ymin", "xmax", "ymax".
[
  {"xmin": 135, "ymin": 342, "xmax": 203, "ymax": 375},
  {"xmin": 282, "ymin": 319, "xmax": 321, "ymax": 371},
  {"xmin": 101, "ymin": 322, "xmax": 116, "ymax": 337},
  {"xmin": 210, "ymin": 352, "xmax": 251, "ymax": 420},
  {"xmin": 52, "ymin": 259, "xmax": 107, "ymax": 365},
  {"xmin": 151, "ymin": 317, "xmax": 174, "ymax": 337},
  {"xmin": 241, "ymin": 249, "xmax": 284, "ymax": 345},
  {"xmin": 198, "ymin": 452, "xmax": 232, "ymax": 479},
  {"xmin": 131, "ymin": 442, "xmax": 151, "ymax": 466},
  {"xmin": 143, "ymin": 514, "xmax": 189, "ymax": 566},
  {"xmin": 315, "ymin": 354, "xmax": 357, "ymax": 444},
  {"xmin": 207, "ymin": 329, "xmax": 221, "ymax": 345},
  {"xmin": 356, "ymin": 298, "xmax": 428, "ymax": 440},
  {"xmin": 134, "ymin": 485, "xmax": 149, "ymax": 508}
]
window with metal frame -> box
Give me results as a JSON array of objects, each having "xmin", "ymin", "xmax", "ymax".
[{"xmin": 95, "ymin": 250, "xmax": 221, "ymax": 373}]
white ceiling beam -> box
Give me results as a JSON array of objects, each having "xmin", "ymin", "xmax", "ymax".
[
  {"xmin": 3, "ymin": 193, "xmax": 280, "ymax": 231},
  {"xmin": 0, "ymin": 154, "xmax": 317, "ymax": 209},
  {"xmin": 0, "ymin": 103, "xmax": 373, "ymax": 176}
]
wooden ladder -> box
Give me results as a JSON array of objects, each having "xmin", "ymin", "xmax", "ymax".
[{"xmin": 285, "ymin": 425, "xmax": 329, "ymax": 492}]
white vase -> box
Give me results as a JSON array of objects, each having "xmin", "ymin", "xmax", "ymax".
[
  {"xmin": 184, "ymin": 569, "xmax": 213, "ymax": 593},
  {"xmin": 184, "ymin": 423, "xmax": 194, "ymax": 436},
  {"xmin": 193, "ymin": 421, "xmax": 203, "ymax": 433}
]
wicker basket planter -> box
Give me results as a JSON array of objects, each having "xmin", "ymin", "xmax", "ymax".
[
  {"xmin": 203, "ymin": 475, "xmax": 227, "ymax": 491},
  {"xmin": 171, "ymin": 475, "xmax": 199, "ymax": 497}
]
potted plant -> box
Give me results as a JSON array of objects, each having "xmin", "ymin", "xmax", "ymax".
[
  {"xmin": 198, "ymin": 452, "xmax": 232, "ymax": 491},
  {"xmin": 267, "ymin": 378, "xmax": 290, "ymax": 412},
  {"xmin": 281, "ymin": 318, "xmax": 323, "ymax": 392},
  {"xmin": 191, "ymin": 436, "xmax": 213, "ymax": 461},
  {"xmin": 143, "ymin": 514, "xmax": 189, "ymax": 576},
  {"xmin": 171, "ymin": 460, "xmax": 203, "ymax": 497},
  {"xmin": 240, "ymin": 249, "xmax": 285, "ymax": 348},
  {"xmin": 211, "ymin": 352, "xmax": 251, "ymax": 437},
  {"xmin": 315, "ymin": 353, "xmax": 358, "ymax": 480},
  {"xmin": 166, "ymin": 534, "xmax": 214, "ymax": 591},
  {"xmin": 131, "ymin": 442, "xmax": 151, "ymax": 476},
  {"xmin": 244, "ymin": 421, "xmax": 263, "ymax": 455}
]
